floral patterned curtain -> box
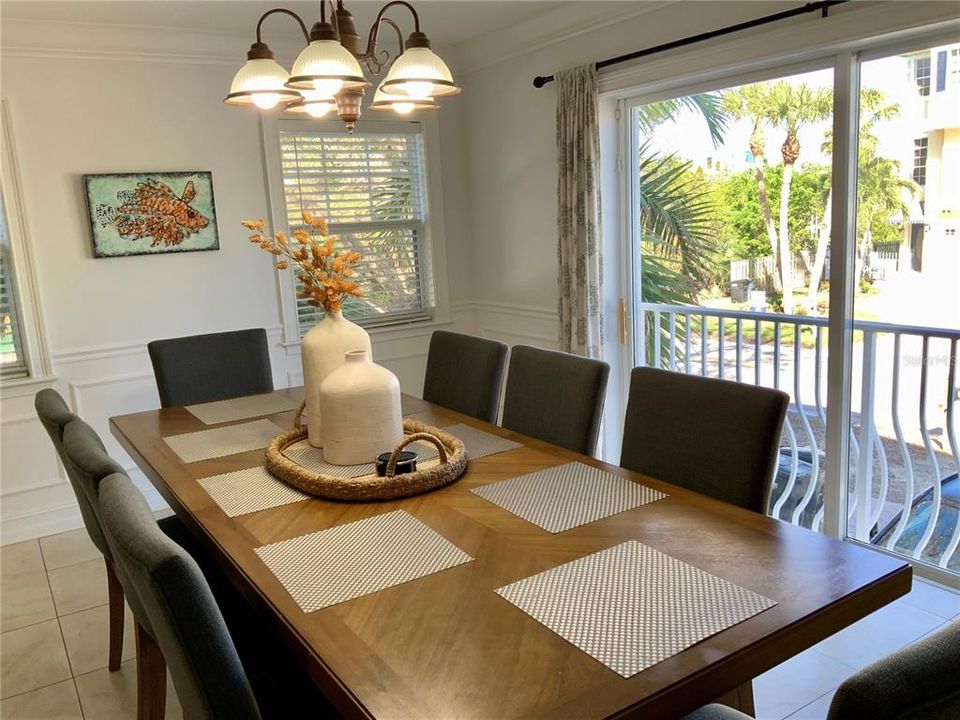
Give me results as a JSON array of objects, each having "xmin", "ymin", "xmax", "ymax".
[{"xmin": 556, "ymin": 64, "xmax": 603, "ymax": 359}]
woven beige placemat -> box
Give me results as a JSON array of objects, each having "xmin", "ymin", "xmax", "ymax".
[
  {"xmin": 186, "ymin": 390, "xmax": 304, "ymax": 425},
  {"xmin": 197, "ymin": 465, "xmax": 309, "ymax": 517},
  {"xmin": 255, "ymin": 510, "xmax": 473, "ymax": 612},
  {"xmin": 163, "ymin": 419, "xmax": 283, "ymax": 463},
  {"xmin": 472, "ymin": 461, "xmax": 667, "ymax": 533},
  {"xmin": 443, "ymin": 424, "xmax": 523, "ymax": 459},
  {"xmin": 497, "ymin": 540, "xmax": 777, "ymax": 677}
]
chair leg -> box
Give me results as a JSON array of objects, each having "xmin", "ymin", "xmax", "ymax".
[
  {"xmin": 135, "ymin": 622, "xmax": 166, "ymax": 720},
  {"xmin": 105, "ymin": 559, "xmax": 124, "ymax": 672}
]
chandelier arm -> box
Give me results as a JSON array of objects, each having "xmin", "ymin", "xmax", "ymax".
[
  {"xmin": 364, "ymin": 0, "xmax": 421, "ymax": 57},
  {"xmin": 255, "ymin": 8, "xmax": 310, "ymax": 44},
  {"xmin": 360, "ymin": 16, "xmax": 403, "ymax": 71}
]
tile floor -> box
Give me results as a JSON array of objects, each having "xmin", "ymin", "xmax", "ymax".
[
  {"xmin": 2, "ymin": 527, "xmax": 959, "ymax": 719},
  {"xmin": 1, "ymin": 529, "xmax": 181, "ymax": 719}
]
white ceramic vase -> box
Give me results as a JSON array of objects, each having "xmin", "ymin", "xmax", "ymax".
[
  {"xmin": 320, "ymin": 349, "xmax": 404, "ymax": 465},
  {"xmin": 301, "ymin": 311, "xmax": 371, "ymax": 448}
]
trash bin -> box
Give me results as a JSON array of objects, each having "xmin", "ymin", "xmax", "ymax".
[{"xmin": 730, "ymin": 279, "xmax": 754, "ymax": 303}]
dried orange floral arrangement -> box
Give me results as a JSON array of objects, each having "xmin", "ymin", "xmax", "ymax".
[{"xmin": 242, "ymin": 212, "xmax": 363, "ymax": 314}]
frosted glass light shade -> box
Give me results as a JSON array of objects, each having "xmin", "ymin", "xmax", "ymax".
[
  {"xmin": 286, "ymin": 40, "xmax": 368, "ymax": 94},
  {"xmin": 379, "ymin": 47, "xmax": 460, "ymax": 98},
  {"xmin": 285, "ymin": 98, "xmax": 337, "ymax": 117},
  {"xmin": 224, "ymin": 58, "xmax": 300, "ymax": 106},
  {"xmin": 370, "ymin": 85, "xmax": 437, "ymax": 113}
]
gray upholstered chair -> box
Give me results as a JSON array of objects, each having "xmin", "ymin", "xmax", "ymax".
[
  {"xmin": 619, "ymin": 367, "xmax": 789, "ymax": 513},
  {"xmin": 422, "ymin": 331, "xmax": 508, "ymax": 423},
  {"xmin": 501, "ymin": 345, "xmax": 610, "ymax": 455},
  {"xmin": 148, "ymin": 328, "xmax": 273, "ymax": 408},
  {"xmin": 98, "ymin": 472, "xmax": 333, "ymax": 720},
  {"xmin": 36, "ymin": 389, "xmax": 125, "ymax": 671},
  {"xmin": 827, "ymin": 618, "xmax": 960, "ymax": 719},
  {"xmin": 682, "ymin": 619, "xmax": 960, "ymax": 720}
]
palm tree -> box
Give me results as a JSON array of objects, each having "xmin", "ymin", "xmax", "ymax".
[
  {"xmin": 636, "ymin": 93, "xmax": 728, "ymax": 306},
  {"xmin": 765, "ymin": 82, "xmax": 832, "ymax": 313},
  {"xmin": 806, "ymin": 89, "xmax": 901, "ymax": 306},
  {"xmin": 634, "ymin": 94, "xmax": 728, "ymax": 363},
  {"xmin": 723, "ymin": 85, "xmax": 779, "ymax": 262}
]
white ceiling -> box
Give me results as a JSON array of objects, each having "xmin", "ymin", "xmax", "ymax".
[{"xmin": 0, "ymin": 1, "xmax": 576, "ymax": 48}]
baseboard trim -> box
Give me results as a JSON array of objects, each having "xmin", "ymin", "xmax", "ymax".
[{"xmin": 1, "ymin": 474, "xmax": 170, "ymax": 545}]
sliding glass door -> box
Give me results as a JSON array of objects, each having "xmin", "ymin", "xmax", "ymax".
[
  {"xmin": 623, "ymin": 64, "xmax": 837, "ymax": 533},
  {"xmin": 847, "ymin": 41, "xmax": 960, "ymax": 570},
  {"xmin": 620, "ymin": 32, "xmax": 960, "ymax": 579}
]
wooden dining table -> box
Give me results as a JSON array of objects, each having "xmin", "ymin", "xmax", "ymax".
[{"xmin": 111, "ymin": 388, "xmax": 912, "ymax": 720}]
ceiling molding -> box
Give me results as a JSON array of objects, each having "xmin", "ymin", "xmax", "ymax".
[
  {"xmin": 450, "ymin": 1, "xmax": 675, "ymax": 77},
  {"xmin": 0, "ymin": 16, "xmax": 302, "ymax": 66}
]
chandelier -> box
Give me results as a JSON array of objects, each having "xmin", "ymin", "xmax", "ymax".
[{"xmin": 224, "ymin": 1, "xmax": 460, "ymax": 131}]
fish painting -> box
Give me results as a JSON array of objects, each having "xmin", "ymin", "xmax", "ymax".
[
  {"xmin": 84, "ymin": 172, "xmax": 219, "ymax": 258},
  {"xmin": 98, "ymin": 179, "xmax": 209, "ymax": 247}
]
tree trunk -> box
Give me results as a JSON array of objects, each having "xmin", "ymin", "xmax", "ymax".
[
  {"xmin": 779, "ymin": 162, "xmax": 795, "ymax": 314},
  {"xmin": 752, "ymin": 166, "xmax": 780, "ymax": 262},
  {"xmin": 807, "ymin": 189, "xmax": 832, "ymax": 310}
]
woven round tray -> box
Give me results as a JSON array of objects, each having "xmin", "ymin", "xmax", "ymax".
[{"xmin": 265, "ymin": 403, "xmax": 467, "ymax": 501}]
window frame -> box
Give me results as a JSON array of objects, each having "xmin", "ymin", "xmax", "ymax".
[
  {"xmin": 261, "ymin": 114, "xmax": 451, "ymax": 348},
  {"xmin": 0, "ymin": 99, "xmax": 52, "ymax": 386},
  {"xmin": 912, "ymin": 136, "xmax": 929, "ymax": 186}
]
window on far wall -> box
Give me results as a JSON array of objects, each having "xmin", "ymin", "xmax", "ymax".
[
  {"xmin": 0, "ymin": 191, "xmax": 28, "ymax": 379},
  {"xmin": 913, "ymin": 56, "xmax": 931, "ymax": 96},
  {"xmin": 913, "ymin": 137, "xmax": 928, "ymax": 186},
  {"xmin": 277, "ymin": 126, "xmax": 434, "ymax": 336}
]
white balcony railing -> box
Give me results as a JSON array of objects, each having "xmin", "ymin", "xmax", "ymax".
[{"xmin": 640, "ymin": 303, "xmax": 960, "ymax": 568}]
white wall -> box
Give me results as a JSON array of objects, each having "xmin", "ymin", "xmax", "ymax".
[{"xmin": 0, "ymin": 13, "xmax": 466, "ymax": 542}]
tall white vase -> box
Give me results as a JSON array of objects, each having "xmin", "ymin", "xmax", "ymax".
[
  {"xmin": 320, "ymin": 350, "xmax": 404, "ymax": 465},
  {"xmin": 301, "ymin": 311, "xmax": 371, "ymax": 447}
]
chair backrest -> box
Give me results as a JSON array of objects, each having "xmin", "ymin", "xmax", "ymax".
[
  {"xmin": 97, "ymin": 472, "xmax": 261, "ymax": 720},
  {"xmin": 501, "ymin": 345, "xmax": 610, "ymax": 455},
  {"xmin": 36, "ymin": 390, "xmax": 109, "ymax": 556},
  {"xmin": 148, "ymin": 328, "xmax": 273, "ymax": 408},
  {"xmin": 828, "ymin": 618, "xmax": 960, "ymax": 720},
  {"xmin": 422, "ymin": 331, "xmax": 509, "ymax": 423},
  {"xmin": 619, "ymin": 367, "xmax": 789, "ymax": 513}
]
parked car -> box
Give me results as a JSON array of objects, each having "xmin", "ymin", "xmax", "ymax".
[{"xmin": 871, "ymin": 473, "xmax": 960, "ymax": 570}]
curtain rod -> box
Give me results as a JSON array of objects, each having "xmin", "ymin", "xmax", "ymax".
[{"xmin": 532, "ymin": 0, "xmax": 849, "ymax": 88}]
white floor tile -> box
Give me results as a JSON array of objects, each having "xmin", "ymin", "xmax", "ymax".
[
  {"xmin": 47, "ymin": 558, "xmax": 107, "ymax": 617},
  {"xmin": 813, "ymin": 600, "xmax": 946, "ymax": 669},
  {"xmin": 59, "ymin": 603, "xmax": 136, "ymax": 676},
  {"xmin": 0, "ymin": 680, "xmax": 83, "ymax": 720},
  {"xmin": 0, "ymin": 567, "xmax": 56, "ymax": 632},
  {"xmin": 899, "ymin": 579, "xmax": 960, "ymax": 620},
  {"xmin": 39, "ymin": 529, "xmax": 101, "ymax": 572},
  {"xmin": 753, "ymin": 649, "xmax": 854, "ymax": 720},
  {"xmin": 0, "ymin": 620, "xmax": 72, "ymax": 699},
  {"xmin": 74, "ymin": 659, "xmax": 182, "ymax": 720},
  {"xmin": 783, "ymin": 689, "xmax": 836, "ymax": 719},
  {"xmin": 1, "ymin": 541, "xmax": 45, "ymax": 576}
]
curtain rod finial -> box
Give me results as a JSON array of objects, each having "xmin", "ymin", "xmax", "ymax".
[{"xmin": 533, "ymin": 76, "xmax": 550, "ymax": 88}]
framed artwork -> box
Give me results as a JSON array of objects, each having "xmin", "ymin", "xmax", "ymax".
[{"xmin": 83, "ymin": 171, "xmax": 219, "ymax": 258}]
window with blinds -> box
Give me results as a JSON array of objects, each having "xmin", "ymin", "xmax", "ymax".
[
  {"xmin": 278, "ymin": 128, "xmax": 433, "ymax": 335},
  {"xmin": 0, "ymin": 191, "xmax": 28, "ymax": 379}
]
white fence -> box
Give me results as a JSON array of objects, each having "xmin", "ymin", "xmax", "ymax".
[{"xmin": 729, "ymin": 253, "xmax": 811, "ymax": 292}]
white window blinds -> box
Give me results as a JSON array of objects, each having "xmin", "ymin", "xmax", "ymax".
[
  {"xmin": 278, "ymin": 128, "xmax": 433, "ymax": 335},
  {"xmin": 0, "ymin": 191, "xmax": 28, "ymax": 379}
]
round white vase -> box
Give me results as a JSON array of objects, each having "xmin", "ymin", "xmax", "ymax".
[
  {"xmin": 320, "ymin": 350, "xmax": 404, "ymax": 465},
  {"xmin": 301, "ymin": 311, "xmax": 371, "ymax": 448}
]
